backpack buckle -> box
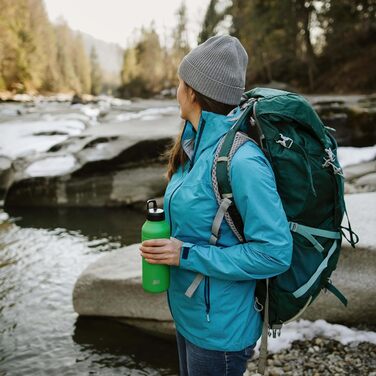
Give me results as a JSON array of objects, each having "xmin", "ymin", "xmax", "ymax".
[
  {"xmin": 289, "ymin": 221, "xmax": 298, "ymax": 232},
  {"xmin": 269, "ymin": 325, "xmax": 282, "ymax": 338},
  {"xmin": 322, "ymin": 148, "xmax": 344, "ymax": 177},
  {"xmin": 276, "ymin": 133, "xmax": 293, "ymax": 149},
  {"xmin": 240, "ymin": 98, "xmax": 254, "ymax": 110}
]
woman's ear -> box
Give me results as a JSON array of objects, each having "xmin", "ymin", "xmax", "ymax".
[{"xmin": 187, "ymin": 86, "xmax": 196, "ymax": 103}]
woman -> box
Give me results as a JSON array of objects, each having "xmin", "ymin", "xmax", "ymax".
[{"xmin": 140, "ymin": 35, "xmax": 293, "ymax": 376}]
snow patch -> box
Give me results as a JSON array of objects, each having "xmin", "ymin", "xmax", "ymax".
[
  {"xmin": 25, "ymin": 155, "xmax": 76, "ymax": 177},
  {"xmin": 342, "ymin": 192, "xmax": 376, "ymax": 250},
  {"xmin": 337, "ymin": 145, "xmax": 376, "ymax": 167},
  {"xmin": 79, "ymin": 105, "xmax": 101, "ymax": 119},
  {"xmin": 116, "ymin": 106, "xmax": 178, "ymax": 122},
  {"xmin": 0, "ymin": 119, "xmax": 85, "ymax": 159},
  {"xmin": 97, "ymin": 95, "xmax": 132, "ymax": 107},
  {"xmin": 253, "ymin": 319, "xmax": 376, "ymax": 356}
]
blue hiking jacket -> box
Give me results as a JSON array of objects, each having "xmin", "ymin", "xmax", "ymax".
[{"xmin": 163, "ymin": 108, "xmax": 293, "ymax": 351}]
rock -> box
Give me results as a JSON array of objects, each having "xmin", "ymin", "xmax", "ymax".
[
  {"xmin": 302, "ymin": 192, "xmax": 376, "ymax": 325},
  {"xmin": 2, "ymin": 101, "xmax": 180, "ymax": 208},
  {"xmin": 312, "ymin": 96, "xmax": 376, "ymax": 147},
  {"xmin": 4, "ymin": 162, "xmax": 167, "ymax": 208},
  {"xmin": 354, "ymin": 172, "xmax": 376, "ymax": 190},
  {"xmin": 344, "ymin": 182, "xmax": 357, "ymax": 194},
  {"xmin": 343, "ymin": 159, "xmax": 376, "ymax": 194},
  {"xmin": 344, "ymin": 160, "xmax": 376, "ymax": 180},
  {"xmin": 72, "ymin": 243, "xmax": 174, "ymax": 338},
  {"xmin": 0, "ymin": 156, "xmax": 13, "ymax": 200},
  {"xmin": 71, "ymin": 93, "xmax": 85, "ymax": 105}
]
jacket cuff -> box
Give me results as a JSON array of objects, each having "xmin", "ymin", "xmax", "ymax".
[{"xmin": 179, "ymin": 242, "xmax": 194, "ymax": 268}]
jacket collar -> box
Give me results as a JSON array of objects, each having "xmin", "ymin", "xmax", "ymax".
[{"xmin": 181, "ymin": 107, "xmax": 245, "ymax": 165}]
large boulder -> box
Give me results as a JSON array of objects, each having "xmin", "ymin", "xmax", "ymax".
[
  {"xmin": 72, "ymin": 243, "xmax": 174, "ymax": 337},
  {"xmin": 73, "ymin": 192, "xmax": 376, "ymax": 336}
]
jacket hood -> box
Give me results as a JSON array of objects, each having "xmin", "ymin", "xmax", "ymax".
[{"xmin": 181, "ymin": 107, "xmax": 246, "ymax": 165}]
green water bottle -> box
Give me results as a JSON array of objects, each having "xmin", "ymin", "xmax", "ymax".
[{"xmin": 141, "ymin": 199, "xmax": 171, "ymax": 293}]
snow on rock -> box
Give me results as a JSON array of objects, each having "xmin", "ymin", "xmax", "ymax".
[
  {"xmin": 338, "ymin": 144, "xmax": 376, "ymax": 167},
  {"xmin": 0, "ymin": 211, "xmax": 10, "ymax": 223},
  {"xmin": 253, "ymin": 319, "xmax": 376, "ymax": 356},
  {"xmin": 343, "ymin": 192, "xmax": 376, "ymax": 250},
  {"xmin": 0, "ymin": 119, "xmax": 86, "ymax": 159},
  {"xmin": 25, "ymin": 155, "xmax": 77, "ymax": 177},
  {"xmin": 96, "ymin": 95, "xmax": 132, "ymax": 107},
  {"xmin": 115, "ymin": 106, "xmax": 178, "ymax": 122},
  {"xmin": 77, "ymin": 105, "xmax": 100, "ymax": 120}
]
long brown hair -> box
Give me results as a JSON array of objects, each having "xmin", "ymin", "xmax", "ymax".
[{"xmin": 165, "ymin": 83, "xmax": 236, "ymax": 181}]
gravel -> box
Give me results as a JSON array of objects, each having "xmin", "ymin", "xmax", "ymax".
[{"xmin": 247, "ymin": 337, "xmax": 376, "ymax": 375}]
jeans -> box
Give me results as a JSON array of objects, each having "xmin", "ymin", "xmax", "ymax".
[{"xmin": 175, "ymin": 330, "xmax": 255, "ymax": 376}]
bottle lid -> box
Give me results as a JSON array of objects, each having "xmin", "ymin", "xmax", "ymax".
[{"xmin": 146, "ymin": 199, "xmax": 165, "ymax": 221}]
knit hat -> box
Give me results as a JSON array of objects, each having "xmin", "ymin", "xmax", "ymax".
[{"xmin": 178, "ymin": 35, "xmax": 248, "ymax": 105}]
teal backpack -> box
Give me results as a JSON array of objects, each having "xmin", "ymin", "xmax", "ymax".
[{"xmin": 211, "ymin": 88, "xmax": 359, "ymax": 373}]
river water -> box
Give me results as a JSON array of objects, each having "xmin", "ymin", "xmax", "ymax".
[{"xmin": 0, "ymin": 207, "xmax": 178, "ymax": 376}]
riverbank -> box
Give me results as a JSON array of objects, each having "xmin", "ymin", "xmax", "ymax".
[
  {"xmin": 247, "ymin": 336, "xmax": 376, "ymax": 375},
  {"xmin": 1, "ymin": 93, "xmax": 376, "ymax": 209}
]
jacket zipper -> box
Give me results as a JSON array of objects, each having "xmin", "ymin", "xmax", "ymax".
[
  {"xmin": 168, "ymin": 180, "xmax": 184, "ymax": 234},
  {"xmin": 204, "ymin": 276, "xmax": 211, "ymax": 322},
  {"xmin": 166, "ymin": 289, "xmax": 175, "ymax": 320},
  {"xmin": 169, "ymin": 117, "xmax": 210, "ymax": 323},
  {"xmin": 166, "ymin": 178, "xmax": 184, "ymax": 322},
  {"xmin": 169, "ymin": 175, "xmax": 212, "ymax": 323}
]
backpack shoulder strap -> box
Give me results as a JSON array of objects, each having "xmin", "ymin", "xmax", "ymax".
[{"xmin": 211, "ymin": 130, "xmax": 256, "ymax": 243}]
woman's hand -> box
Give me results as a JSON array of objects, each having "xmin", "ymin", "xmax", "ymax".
[{"xmin": 139, "ymin": 237, "xmax": 183, "ymax": 266}]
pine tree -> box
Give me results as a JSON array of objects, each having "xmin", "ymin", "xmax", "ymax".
[
  {"xmin": 167, "ymin": 1, "xmax": 190, "ymax": 87},
  {"xmin": 90, "ymin": 47, "xmax": 102, "ymax": 95},
  {"xmin": 197, "ymin": 0, "xmax": 227, "ymax": 43},
  {"xmin": 121, "ymin": 47, "xmax": 138, "ymax": 85},
  {"xmin": 73, "ymin": 35, "xmax": 91, "ymax": 93}
]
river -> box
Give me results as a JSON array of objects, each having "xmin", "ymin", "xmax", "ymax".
[{"xmin": 0, "ymin": 206, "xmax": 178, "ymax": 376}]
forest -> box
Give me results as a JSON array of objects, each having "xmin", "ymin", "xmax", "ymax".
[
  {"xmin": 0, "ymin": 0, "xmax": 102, "ymax": 95},
  {"xmin": 0, "ymin": 0, "xmax": 375, "ymax": 96},
  {"xmin": 119, "ymin": 0, "xmax": 376, "ymax": 96}
]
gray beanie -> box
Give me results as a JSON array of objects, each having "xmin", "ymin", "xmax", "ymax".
[{"xmin": 178, "ymin": 35, "xmax": 248, "ymax": 105}]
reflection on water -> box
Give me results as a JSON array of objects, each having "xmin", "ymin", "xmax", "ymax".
[
  {"xmin": 0, "ymin": 208, "xmax": 178, "ymax": 376},
  {"xmin": 6, "ymin": 206, "xmax": 146, "ymax": 247},
  {"xmin": 73, "ymin": 317, "xmax": 178, "ymax": 375}
]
